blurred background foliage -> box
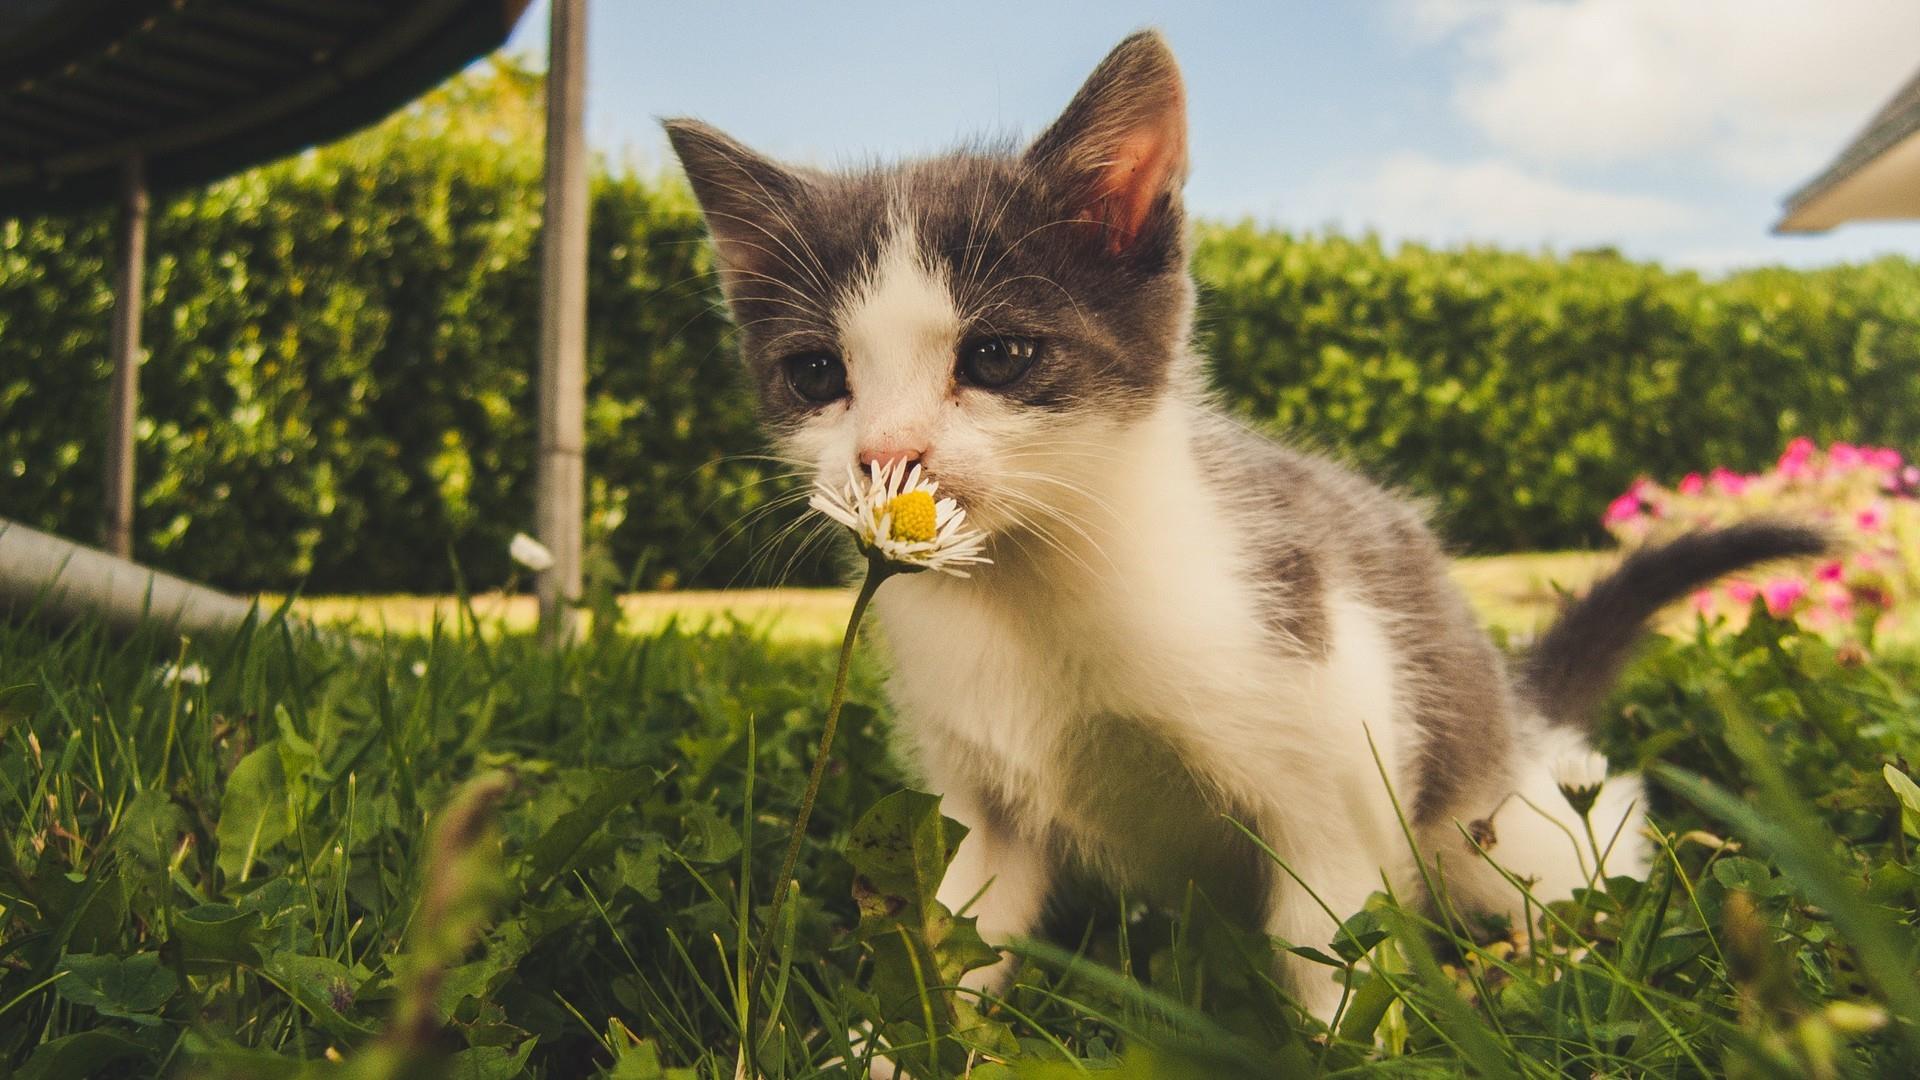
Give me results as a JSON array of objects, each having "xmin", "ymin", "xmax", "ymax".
[{"xmin": 3, "ymin": 59, "xmax": 1918, "ymax": 593}]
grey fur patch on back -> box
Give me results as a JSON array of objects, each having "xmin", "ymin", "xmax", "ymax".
[{"xmin": 1195, "ymin": 417, "xmax": 1514, "ymax": 824}]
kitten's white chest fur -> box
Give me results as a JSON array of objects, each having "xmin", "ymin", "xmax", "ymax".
[{"xmin": 872, "ymin": 397, "xmax": 1445, "ymax": 1011}]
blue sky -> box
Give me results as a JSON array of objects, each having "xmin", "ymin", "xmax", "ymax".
[{"xmin": 503, "ymin": 1, "xmax": 1920, "ymax": 273}]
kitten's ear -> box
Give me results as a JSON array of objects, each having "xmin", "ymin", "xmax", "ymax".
[
  {"xmin": 662, "ymin": 119, "xmax": 807, "ymax": 296},
  {"xmin": 1026, "ymin": 31, "xmax": 1188, "ymax": 256}
]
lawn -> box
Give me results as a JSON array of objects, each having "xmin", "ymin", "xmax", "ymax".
[{"xmin": 4, "ymin": 556, "xmax": 1919, "ymax": 1077}]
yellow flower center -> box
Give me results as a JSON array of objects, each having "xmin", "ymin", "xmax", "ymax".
[{"xmin": 885, "ymin": 491, "xmax": 937, "ymax": 543}]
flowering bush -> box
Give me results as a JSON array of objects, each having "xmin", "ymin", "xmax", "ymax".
[{"xmin": 1603, "ymin": 438, "xmax": 1920, "ymax": 634}]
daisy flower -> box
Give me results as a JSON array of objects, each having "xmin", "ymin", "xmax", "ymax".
[
  {"xmin": 1552, "ymin": 751, "xmax": 1608, "ymax": 818},
  {"xmin": 160, "ymin": 661, "xmax": 209, "ymax": 687},
  {"xmin": 509, "ymin": 531, "xmax": 555, "ymax": 572},
  {"xmin": 755, "ymin": 459, "xmax": 988, "ymax": 1017},
  {"xmin": 809, "ymin": 459, "xmax": 990, "ymax": 577}
]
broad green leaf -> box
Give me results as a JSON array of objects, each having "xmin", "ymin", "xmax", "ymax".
[
  {"xmin": 16, "ymin": 1030, "xmax": 152, "ymax": 1080},
  {"xmin": 605, "ymin": 1034, "xmax": 697, "ymax": 1080},
  {"xmin": 844, "ymin": 789, "xmax": 1008, "ymax": 1076},
  {"xmin": 215, "ymin": 742, "xmax": 290, "ymax": 881},
  {"xmin": 676, "ymin": 801, "xmax": 739, "ymax": 864},
  {"xmin": 1710, "ymin": 856, "xmax": 1779, "ymax": 897},
  {"xmin": 1335, "ymin": 971, "xmax": 1400, "ymax": 1048},
  {"xmin": 1330, "ymin": 909, "xmax": 1390, "ymax": 964},
  {"xmin": 522, "ymin": 766, "xmax": 654, "ymax": 892},
  {"xmin": 170, "ymin": 903, "xmax": 265, "ymax": 968},
  {"xmin": 845, "ymin": 789, "xmax": 964, "ymax": 926},
  {"xmin": 264, "ymin": 952, "xmax": 375, "ymax": 1041},
  {"xmin": 1884, "ymin": 764, "xmax": 1920, "ymax": 840},
  {"xmin": 613, "ymin": 834, "xmax": 667, "ymax": 900},
  {"xmin": 54, "ymin": 953, "xmax": 178, "ymax": 1025},
  {"xmin": 0, "ymin": 683, "xmax": 37, "ymax": 740},
  {"xmin": 1285, "ymin": 945, "xmax": 1345, "ymax": 968},
  {"xmin": 115, "ymin": 788, "xmax": 188, "ymax": 871},
  {"xmin": 445, "ymin": 1038, "xmax": 538, "ymax": 1079}
]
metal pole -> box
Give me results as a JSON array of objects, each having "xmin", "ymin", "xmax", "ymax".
[
  {"xmin": 0, "ymin": 517, "xmax": 254, "ymax": 639},
  {"xmin": 105, "ymin": 154, "xmax": 147, "ymax": 559},
  {"xmin": 536, "ymin": 0, "xmax": 588, "ymax": 645}
]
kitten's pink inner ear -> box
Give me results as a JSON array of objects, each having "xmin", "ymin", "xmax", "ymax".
[{"xmin": 1087, "ymin": 105, "xmax": 1187, "ymax": 254}]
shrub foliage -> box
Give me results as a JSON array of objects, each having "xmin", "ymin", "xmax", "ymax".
[{"xmin": 5, "ymin": 64, "xmax": 1920, "ymax": 591}]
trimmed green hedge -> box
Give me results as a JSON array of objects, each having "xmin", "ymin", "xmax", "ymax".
[
  {"xmin": 1193, "ymin": 231, "xmax": 1920, "ymax": 550},
  {"xmin": 5, "ymin": 69, "xmax": 1919, "ymax": 592},
  {"xmin": 2, "ymin": 81, "xmax": 794, "ymax": 593}
]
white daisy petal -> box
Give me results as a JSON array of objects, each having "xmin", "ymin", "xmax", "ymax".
[
  {"xmin": 509, "ymin": 532, "xmax": 556, "ymax": 572},
  {"xmin": 809, "ymin": 461, "xmax": 992, "ymax": 578}
]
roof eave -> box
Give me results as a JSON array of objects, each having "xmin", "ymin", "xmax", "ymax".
[{"xmin": 1775, "ymin": 125, "xmax": 1920, "ymax": 234}]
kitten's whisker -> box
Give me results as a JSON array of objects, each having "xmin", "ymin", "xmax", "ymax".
[
  {"xmin": 726, "ymin": 173, "xmax": 838, "ymax": 303},
  {"xmin": 993, "ymin": 488, "xmax": 1113, "ymax": 564},
  {"xmin": 700, "ymin": 175, "xmax": 835, "ymax": 290},
  {"xmin": 966, "ymin": 271, "xmax": 1094, "ymax": 334},
  {"xmin": 957, "ymin": 157, "xmax": 1041, "ymax": 304},
  {"xmin": 697, "ymin": 205, "xmax": 835, "ymax": 302},
  {"xmin": 997, "ymin": 442, "xmax": 1139, "ymax": 466},
  {"xmin": 728, "ymin": 507, "xmax": 830, "ymax": 590},
  {"xmin": 690, "ymin": 488, "xmax": 819, "ymax": 583},
  {"xmin": 994, "ymin": 508, "xmax": 1104, "ymax": 582},
  {"xmin": 703, "ymin": 451, "xmax": 817, "ymax": 471},
  {"xmin": 965, "ymin": 215, "xmax": 1102, "ymax": 311},
  {"xmin": 767, "ymin": 517, "xmax": 839, "ymax": 591},
  {"xmin": 991, "ymin": 473, "xmax": 1125, "ymax": 529},
  {"xmin": 684, "ymin": 233, "xmax": 829, "ymax": 312}
]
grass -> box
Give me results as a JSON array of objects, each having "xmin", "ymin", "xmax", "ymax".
[{"xmin": 4, "ymin": 566, "xmax": 1920, "ymax": 1077}]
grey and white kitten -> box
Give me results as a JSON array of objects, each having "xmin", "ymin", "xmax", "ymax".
[{"xmin": 665, "ymin": 31, "xmax": 1822, "ymax": 1019}]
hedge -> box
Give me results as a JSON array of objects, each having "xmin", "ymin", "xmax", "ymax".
[
  {"xmin": 1192, "ymin": 232, "xmax": 1920, "ymax": 550},
  {"xmin": 2, "ymin": 72, "xmax": 791, "ymax": 593},
  {"xmin": 4, "ymin": 67, "xmax": 1918, "ymax": 592}
]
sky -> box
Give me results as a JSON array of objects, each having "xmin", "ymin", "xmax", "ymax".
[{"xmin": 502, "ymin": 0, "xmax": 1920, "ymax": 274}]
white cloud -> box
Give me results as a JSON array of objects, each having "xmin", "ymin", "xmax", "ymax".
[
  {"xmin": 1424, "ymin": 0, "xmax": 1920, "ymax": 185},
  {"xmin": 1291, "ymin": 152, "xmax": 1693, "ymax": 250}
]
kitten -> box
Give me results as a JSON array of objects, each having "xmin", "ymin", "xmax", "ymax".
[{"xmin": 664, "ymin": 31, "xmax": 1823, "ymax": 1020}]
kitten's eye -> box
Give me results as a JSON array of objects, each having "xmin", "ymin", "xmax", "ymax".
[
  {"xmin": 957, "ymin": 336, "xmax": 1039, "ymax": 389},
  {"xmin": 782, "ymin": 351, "xmax": 848, "ymax": 403}
]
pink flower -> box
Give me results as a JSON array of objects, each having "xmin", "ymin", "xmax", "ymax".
[
  {"xmin": 1761, "ymin": 577, "xmax": 1806, "ymax": 617},
  {"xmin": 1678, "ymin": 472, "xmax": 1705, "ymax": 496},
  {"xmin": 1603, "ymin": 492, "xmax": 1643, "ymax": 526},
  {"xmin": 1815, "ymin": 560, "xmax": 1845, "ymax": 583},
  {"xmin": 1778, "ymin": 437, "xmax": 1817, "ymax": 482},
  {"xmin": 1829, "ymin": 442, "xmax": 1863, "ymax": 470},
  {"xmin": 1690, "ymin": 589, "xmax": 1716, "ymax": 614},
  {"xmin": 1857, "ymin": 503, "xmax": 1888, "ymax": 531},
  {"xmin": 1825, "ymin": 587, "xmax": 1854, "ymax": 617},
  {"xmin": 1869, "ymin": 447, "xmax": 1904, "ymax": 472},
  {"xmin": 1709, "ymin": 467, "xmax": 1750, "ymax": 496},
  {"xmin": 1726, "ymin": 580, "xmax": 1759, "ymax": 605}
]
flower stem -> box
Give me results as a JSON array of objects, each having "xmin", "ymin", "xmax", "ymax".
[{"xmin": 747, "ymin": 555, "xmax": 889, "ymax": 1044}]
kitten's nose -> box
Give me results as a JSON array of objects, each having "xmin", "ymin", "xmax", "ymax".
[{"xmin": 858, "ymin": 446, "xmax": 925, "ymax": 472}]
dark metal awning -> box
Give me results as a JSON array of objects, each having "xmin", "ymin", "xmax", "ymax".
[
  {"xmin": 1776, "ymin": 64, "xmax": 1920, "ymax": 234},
  {"xmin": 0, "ymin": 0, "xmax": 531, "ymax": 215}
]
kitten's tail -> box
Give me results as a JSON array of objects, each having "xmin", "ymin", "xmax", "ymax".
[{"xmin": 1519, "ymin": 521, "xmax": 1829, "ymax": 729}]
